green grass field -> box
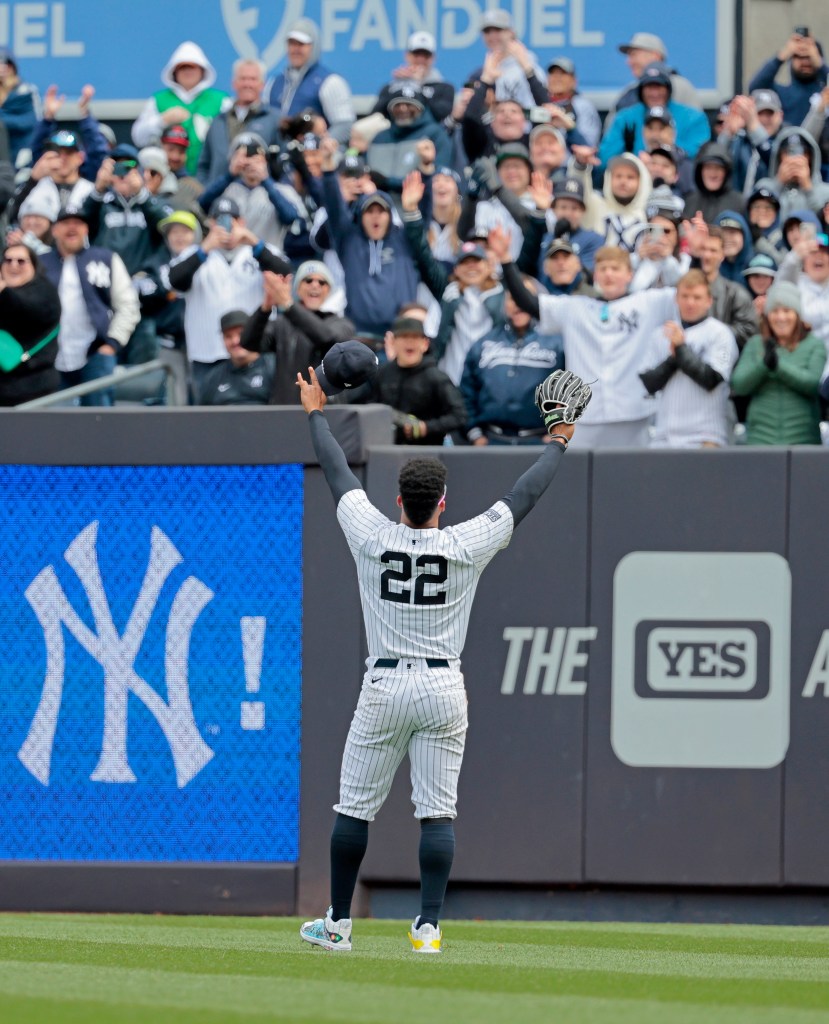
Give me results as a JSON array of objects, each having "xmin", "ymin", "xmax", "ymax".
[{"xmin": 1, "ymin": 913, "xmax": 829, "ymax": 1023}]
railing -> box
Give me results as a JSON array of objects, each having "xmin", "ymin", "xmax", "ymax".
[{"xmin": 15, "ymin": 351, "xmax": 189, "ymax": 409}]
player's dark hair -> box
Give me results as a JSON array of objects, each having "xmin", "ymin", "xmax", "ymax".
[{"xmin": 399, "ymin": 458, "xmax": 448, "ymax": 527}]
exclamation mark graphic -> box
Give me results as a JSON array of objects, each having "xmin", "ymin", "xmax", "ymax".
[{"xmin": 240, "ymin": 616, "xmax": 266, "ymax": 730}]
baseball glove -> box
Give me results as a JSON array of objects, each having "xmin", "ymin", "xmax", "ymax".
[{"xmin": 534, "ymin": 369, "xmax": 592, "ymax": 438}]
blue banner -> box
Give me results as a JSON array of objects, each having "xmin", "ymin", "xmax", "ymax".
[
  {"xmin": 0, "ymin": 464, "xmax": 302, "ymax": 862},
  {"xmin": 1, "ymin": 1, "xmax": 734, "ymax": 107}
]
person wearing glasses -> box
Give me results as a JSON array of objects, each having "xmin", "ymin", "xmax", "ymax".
[
  {"xmin": 0, "ymin": 242, "xmax": 61, "ymax": 406},
  {"xmin": 240, "ymin": 259, "xmax": 355, "ymax": 403}
]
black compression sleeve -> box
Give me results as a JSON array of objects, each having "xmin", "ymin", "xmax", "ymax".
[
  {"xmin": 309, "ymin": 410, "xmax": 363, "ymax": 504},
  {"xmin": 674, "ymin": 344, "xmax": 724, "ymax": 391},
  {"xmin": 502, "ymin": 441, "xmax": 567, "ymax": 528}
]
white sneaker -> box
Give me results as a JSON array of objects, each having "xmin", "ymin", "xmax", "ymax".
[
  {"xmin": 300, "ymin": 907, "xmax": 352, "ymax": 951},
  {"xmin": 408, "ymin": 917, "xmax": 442, "ymax": 953}
]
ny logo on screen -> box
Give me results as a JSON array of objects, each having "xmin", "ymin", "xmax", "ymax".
[{"xmin": 17, "ymin": 521, "xmax": 215, "ymax": 788}]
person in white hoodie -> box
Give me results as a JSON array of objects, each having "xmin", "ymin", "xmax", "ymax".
[{"xmin": 131, "ymin": 41, "xmax": 228, "ymax": 175}]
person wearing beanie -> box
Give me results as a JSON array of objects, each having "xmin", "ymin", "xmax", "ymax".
[
  {"xmin": 741, "ymin": 252, "xmax": 779, "ymax": 319},
  {"xmin": 240, "ymin": 259, "xmax": 355, "ymax": 403},
  {"xmin": 598, "ymin": 62, "xmax": 710, "ymax": 172},
  {"xmin": 731, "ymin": 279, "xmax": 824, "ymax": 445}
]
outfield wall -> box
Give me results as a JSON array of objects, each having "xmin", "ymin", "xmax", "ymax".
[{"xmin": 0, "ymin": 408, "xmax": 827, "ymax": 915}]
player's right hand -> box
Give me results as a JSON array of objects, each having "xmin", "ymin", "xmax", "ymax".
[{"xmin": 296, "ymin": 366, "xmax": 327, "ymax": 414}]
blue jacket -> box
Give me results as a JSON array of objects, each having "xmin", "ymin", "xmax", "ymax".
[
  {"xmin": 748, "ymin": 56, "xmax": 829, "ymax": 126},
  {"xmin": 41, "ymin": 246, "xmax": 116, "ymax": 345},
  {"xmin": 0, "ymin": 81, "xmax": 38, "ymax": 164},
  {"xmin": 599, "ymin": 101, "xmax": 710, "ymax": 170},
  {"xmin": 321, "ymin": 174, "xmax": 419, "ymax": 336},
  {"xmin": 460, "ymin": 322, "xmax": 564, "ymax": 434},
  {"xmin": 267, "ymin": 61, "xmax": 331, "ymax": 120},
  {"xmin": 367, "ymin": 111, "xmax": 453, "ymax": 193},
  {"xmin": 715, "ymin": 210, "xmax": 754, "ymax": 283},
  {"xmin": 30, "ymin": 115, "xmax": 110, "ymax": 180}
]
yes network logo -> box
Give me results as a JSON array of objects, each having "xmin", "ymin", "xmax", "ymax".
[{"xmin": 612, "ymin": 552, "xmax": 790, "ymax": 770}]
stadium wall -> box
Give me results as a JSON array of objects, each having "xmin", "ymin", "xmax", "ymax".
[{"xmin": 0, "ymin": 408, "xmax": 827, "ymax": 917}]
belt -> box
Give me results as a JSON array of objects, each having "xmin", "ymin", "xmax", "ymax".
[{"xmin": 374, "ymin": 658, "xmax": 450, "ymax": 668}]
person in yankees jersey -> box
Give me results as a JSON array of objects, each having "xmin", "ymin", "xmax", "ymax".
[{"xmin": 296, "ymin": 363, "xmax": 578, "ymax": 954}]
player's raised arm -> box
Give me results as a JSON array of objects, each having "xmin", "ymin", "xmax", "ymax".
[
  {"xmin": 297, "ymin": 366, "xmax": 363, "ymax": 503},
  {"xmin": 502, "ymin": 370, "xmax": 590, "ymax": 527},
  {"xmin": 297, "ymin": 341, "xmax": 379, "ymax": 503}
]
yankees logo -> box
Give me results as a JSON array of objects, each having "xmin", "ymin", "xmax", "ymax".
[
  {"xmin": 617, "ymin": 311, "xmax": 640, "ymax": 333},
  {"xmin": 85, "ymin": 261, "xmax": 111, "ymax": 288},
  {"xmin": 18, "ymin": 521, "xmax": 215, "ymax": 788}
]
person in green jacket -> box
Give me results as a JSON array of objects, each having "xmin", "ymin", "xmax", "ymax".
[
  {"xmin": 131, "ymin": 41, "xmax": 229, "ymax": 176},
  {"xmin": 731, "ymin": 281, "xmax": 824, "ymax": 444}
]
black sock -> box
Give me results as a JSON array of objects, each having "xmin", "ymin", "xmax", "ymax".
[
  {"xmin": 418, "ymin": 817, "xmax": 455, "ymax": 927},
  {"xmin": 330, "ymin": 813, "xmax": 369, "ymax": 921}
]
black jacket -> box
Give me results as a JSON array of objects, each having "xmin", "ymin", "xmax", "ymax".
[
  {"xmin": 0, "ymin": 273, "xmax": 61, "ymax": 406},
  {"xmin": 241, "ymin": 302, "xmax": 356, "ymax": 404},
  {"xmin": 372, "ymin": 355, "xmax": 466, "ymax": 444}
]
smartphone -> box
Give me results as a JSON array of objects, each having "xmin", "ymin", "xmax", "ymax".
[
  {"xmin": 794, "ymin": 26, "xmax": 810, "ymax": 37},
  {"xmin": 217, "ymin": 214, "xmax": 233, "ymax": 232},
  {"xmin": 647, "ymin": 224, "xmax": 665, "ymax": 239},
  {"xmin": 800, "ymin": 222, "xmax": 817, "ymax": 241}
]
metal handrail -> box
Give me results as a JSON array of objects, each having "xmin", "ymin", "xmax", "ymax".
[{"xmin": 16, "ymin": 352, "xmax": 188, "ymax": 409}]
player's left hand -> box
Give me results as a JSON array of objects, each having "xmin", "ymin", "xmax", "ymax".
[{"xmin": 296, "ymin": 366, "xmax": 327, "ymax": 414}]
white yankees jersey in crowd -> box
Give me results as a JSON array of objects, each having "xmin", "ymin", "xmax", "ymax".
[
  {"xmin": 336, "ymin": 489, "xmax": 513, "ymax": 661},
  {"xmin": 537, "ymin": 289, "xmax": 677, "ymax": 424},
  {"xmin": 163, "ymin": 244, "xmax": 269, "ymax": 363},
  {"xmin": 650, "ymin": 318, "xmax": 739, "ymax": 448}
]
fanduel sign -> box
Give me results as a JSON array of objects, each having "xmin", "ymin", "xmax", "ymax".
[{"xmin": 4, "ymin": 0, "xmax": 734, "ymax": 109}]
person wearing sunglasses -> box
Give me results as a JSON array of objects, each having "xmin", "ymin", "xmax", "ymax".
[
  {"xmin": 0, "ymin": 242, "xmax": 61, "ymax": 406},
  {"xmin": 240, "ymin": 259, "xmax": 355, "ymax": 404}
]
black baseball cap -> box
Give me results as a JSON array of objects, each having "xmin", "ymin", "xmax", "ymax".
[
  {"xmin": 544, "ymin": 237, "xmax": 576, "ymax": 257},
  {"xmin": 220, "ymin": 310, "xmax": 249, "ymax": 332},
  {"xmin": 315, "ymin": 340, "xmax": 379, "ymax": 396},
  {"xmin": 645, "ymin": 105, "xmax": 674, "ymax": 126},
  {"xmin": 46, "ymin": 129, "xmax": 80, "ymax": 151},
  {"xmin": 339, "ymin": 154, "xmax": 371, "ymax": 177},
  {"xmin": 55, "ymin": 205, "xmax": 90, "ymax": 224},
  {"xmin": 392, "ymin": 316, "xmax": 427, "ymax": 336},
  {"xmin": 553, "ymin": 178, "xmax": 585, "ymax": 205}
]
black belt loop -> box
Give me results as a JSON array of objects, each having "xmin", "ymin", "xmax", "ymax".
[{"xmin": 374, "ymin": 658, "xmax": 449, "ymax": 668}]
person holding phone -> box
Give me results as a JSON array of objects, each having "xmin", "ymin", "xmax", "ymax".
[
  {"xmin": 164, "ymin": 195, "xmax": 292, "ymax": 391},
  {"xmin": 748, "ymin": 27, "xmax": 828, "ymax": 125}
]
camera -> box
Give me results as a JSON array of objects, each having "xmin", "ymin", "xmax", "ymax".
[
  {"xmin": 794, "ymin": 26, "xmax": 810, "ymax": 37},
  {"xmin": 243, "ymin": 141, "xmax": 263, "ymax": 158}
]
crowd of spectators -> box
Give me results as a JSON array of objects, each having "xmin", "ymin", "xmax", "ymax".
[{"xmin": 0, "ymin": 17, "xmax": 828, "ymax": 448}]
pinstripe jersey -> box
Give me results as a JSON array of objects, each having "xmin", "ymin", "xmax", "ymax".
[
  {"xmin": 336, "ymin": 489, "xmax": 514, "ymax": 661},
  {"xmin": 650, "ymin": 318, "xmax": 739, "ymax": 448}
]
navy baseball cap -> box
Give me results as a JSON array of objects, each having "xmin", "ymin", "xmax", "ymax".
[
  {"xmin": 111, "ymin": 143, "xmax": 140, "ymax": 162},
  {"xmin": 454, "ymin": 241, "xmax": 487, "ymax": 264},
  {"xmin": 645, "ymin": 105, "xmax": 674, "ymax": 126},
  {"xmin": 315, "ymin": 340, "xmax": 379, "ymax": 396},
  {"xmin": 209, "ymin": 196, "xmax": 241, "ymax": 219}
]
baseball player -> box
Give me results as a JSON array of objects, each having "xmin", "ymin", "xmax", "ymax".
[{"xmin": 296, "ymin": 365, "xmax": 590, "ymax": 954}]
